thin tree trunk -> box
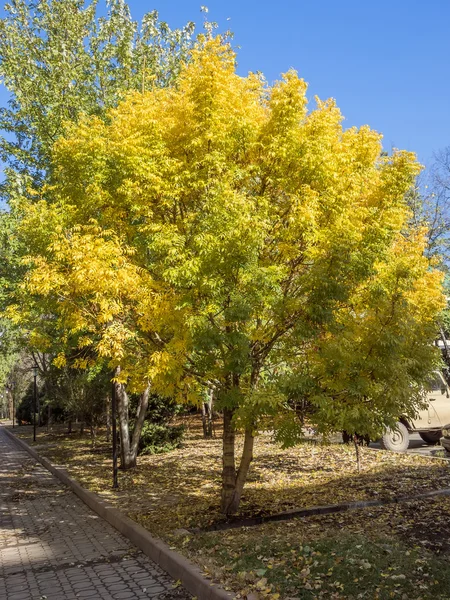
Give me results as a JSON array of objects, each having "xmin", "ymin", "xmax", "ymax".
[
  {"xmin": 353, "ymin": 435, "xmax": 361, "ymax": 473},
  {"xmin": 221, "ymin": 408, "xmax": 236, "ymax": 514},
  {"xmin": 116, "ymin": 378, "xmax": 151, "ymax": 470},
  {"xmin": 201, "ymin": 402, "xmax": 208, "ymax": 437},
  {"xmin": 8, "ymin": 390, "xmax": 13, "ymax": 422},
  {"xmin": 222, "ymin": 427, "xmax": 254, "ymax": 515},
  {"xmin": 117, "ymin": 382, "xmax": 132, "ymax": 468},
  {"xmin": 105, "ymin": 395, "xmax": 111, "ymax": 442},
  {"xmin": 201, "ymin": 390, "xmax": 214, "ymax": 438},
  {"xmin": 130, "ymin": 385, "xmax": 150, "ymax": 459},
  {"xmin": 206, "ymin": 389, "xmax": 213, "ymax": 437},
  {"xmin": 220, "ymin": 368, "xmax": 258, "ymax": 515},
  {"xmin": 90, "ymin": 423, "xmax": 97, "ymax": 448}
]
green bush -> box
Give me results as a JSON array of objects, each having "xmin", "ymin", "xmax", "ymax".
[
  {"xmin": 138, "ymin": 421, "xmax": 185, "ymax": 455},
  {"xmin": 16, "ymin": 382, "xmax": 43, "ymax": 425}
]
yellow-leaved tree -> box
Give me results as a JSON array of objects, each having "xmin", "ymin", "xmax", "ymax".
[{"xmin": 12, "ymin": 37, "xmax": 444, "ymax": 513}]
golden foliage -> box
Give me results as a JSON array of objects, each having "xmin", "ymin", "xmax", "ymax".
[{"xmin": 13, "ymin": 36, "xmax": 445, "ymax": 431}]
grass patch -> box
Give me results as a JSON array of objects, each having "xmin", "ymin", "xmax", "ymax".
[{"xmin": 179, "ymin": 498, "xmax": 450, "ymax": 599}]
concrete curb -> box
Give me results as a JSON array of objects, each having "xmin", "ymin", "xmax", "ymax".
[{"xmin": 3, "ymin": 427, "xmax": 234, "ymax": 600}]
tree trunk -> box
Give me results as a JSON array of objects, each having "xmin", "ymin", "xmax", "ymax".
[
  {"xmin": 201, "ymin": 403, "xmax": 208, "ymax": 437},
  {"xmin": 79, "ymin": 421, "xmax": 85, "ymax": 437},
  {"xmin": 8, "ymin": 390, "xmax": 13, "ymax": 422},
  {"xmin": 201, "ymin": 389, "xmax": 214, "ymax": 438},
  {"xmin": 353, "ymin": 435, "xmax": 361, "ymax": 473},
  {"xmin": 116, "ymin": 379, "xmax": 151, "ymax": 470},
  {"xmin": 117, "ymin": 382, "xmax": 132, "ymax": 468},
  {"xmin": 220, "ymin": 410, "xmax": 255, "ymax": 515},
  {"xmin": 206, "ymin": 389, "xmax": 214, "ymax": 437},
  {"xmin": 220, "ymin": 408, "xmax": 236, "ymax": 513},
  {"xmin": 130, "ymin": 385, "xmax": 150, "ymax": 459},
  {"xmin": 105, "ymin": 396, "xmax": 111, "ymax": 443}
]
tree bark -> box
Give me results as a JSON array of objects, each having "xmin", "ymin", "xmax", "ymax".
[
  {"xmin": 221, "ymin": 426, "xmax": 254, "ymax": 515},
  {"xmin": 116, "ymin": 379, "xmax": 150, "ymax": 470},
  {"xmin": 220, "ymin": 367, "xmax": 258, "ymax": 515},
  {"xmin": 201, "ymin": 402, "xmax": 208, "ymax": 437},
  {"xmin": 130, "ymin": 385, "xmax": 150, "ymax": 459},
  {"xmin": 353, "ymin": 435, "xmax": 361, "ymax": 473},
  {"xmin": 105, "ymin": 396, "xmax": 111, "ymax": 443},
  {"xmin": 220, "ymin": 408, "xmax": 236, "ymax": 514},
  {"xmin": 117, "ymin": 382, "xmax": 132, "ymax": 468},
  {"xmin": 201, "ymin": 389, "xmax": 214, "ymax": 438}
]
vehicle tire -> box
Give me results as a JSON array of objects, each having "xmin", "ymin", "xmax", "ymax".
[
  {"xmin": 419, "ymin": 430, "xmax": 442, "ymax": 445},
  {"xmin": 380, "ymin": 422, "xmax": 409, "ymax": 452}
]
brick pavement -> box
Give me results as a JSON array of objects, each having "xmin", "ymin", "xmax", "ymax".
[{"xmin": 0, "ymin": 426, "xmax": 191, "ymax": 600}]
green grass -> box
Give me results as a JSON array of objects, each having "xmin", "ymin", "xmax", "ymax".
[{"xmin": 179, "ymin": 499, "xmax": 450, "ymax": 600}]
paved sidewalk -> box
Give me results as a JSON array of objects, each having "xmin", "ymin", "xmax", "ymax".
[{"xmin": 0, "ymin": 427, "xmax": 191, "ymax": 600}]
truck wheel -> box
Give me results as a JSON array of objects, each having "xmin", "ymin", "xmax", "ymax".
[
  {"xmin": 419, "ymin": 431, "xmax": 442, "ymax": 445},
  {"xmin": 380, "ymin": 422, "xmax": 409, "ymax": 452}
]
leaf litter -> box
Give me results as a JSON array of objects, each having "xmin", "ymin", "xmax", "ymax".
[{"xmin": 13, "ymin": 422, "xmax": 450, "ymax": 598}]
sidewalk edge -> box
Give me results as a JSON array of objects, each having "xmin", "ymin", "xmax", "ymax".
[{"xmin": 3, "ymin": 427, "xmax": 234, "ymax": 600}]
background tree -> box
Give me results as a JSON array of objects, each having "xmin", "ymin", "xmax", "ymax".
[
  {"xmin": 11, "ymin": 38, "xmax": 444, "ymax": 514},
  {"xmin": 43, "ymin": 362, "xmax": 111, "ymax": 443},
  {"xmin": 428, "ymin": 147, "xmax": 450, "ymax": 263},
  {"xmin": 0, "ymin": 0, "xmax": 197, "ymax": 455},
  {"xmin": 0, "ymin": 0, "xmax": 195, "ymax": 200},
  {"xmin": 406, "ymin": 148, "xmax": 450, "ymax": 363}
]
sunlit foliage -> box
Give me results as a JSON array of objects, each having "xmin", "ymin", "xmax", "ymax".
[{"xmin": 10, "ymin": 37, "xmax": 444, "ymax": 512}]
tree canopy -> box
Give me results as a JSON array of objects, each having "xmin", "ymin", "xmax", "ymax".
[
  {"xmin": 0, "ymin": 0, "xmax": 197, "ymax": 448},
  {"xmin": 0, "ymin": 0, "xmax": 195, "ymax": 200},
  {"xmin": 8, "ymin": 37, "xmax": 445, "ymax": 513}
]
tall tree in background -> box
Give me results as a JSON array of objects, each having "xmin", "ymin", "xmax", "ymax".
[
  {"xmin": 11, "ymin": 38, "xmax": 444, "ymax": 513},
  {"xmin": 0, "ymin": 210, "xmax": 22, "ymax": 412},
  {"xmin": 428, "ymin": 147, "xmax": 450, "ymax": 262},
  {"xmin": 0, "ymin": 0, "xmax": 195, "ymax": 201},
  {"xmin": 407, "ymin": 147, "xmax": 450, "ymax": 358},
  {"xmin": 408, "ymin": 152, "xmax": 450, "ymax": 264},
  {"xmin": 0, "ymin": 0, "xmax": 196, "ymax": 434}
]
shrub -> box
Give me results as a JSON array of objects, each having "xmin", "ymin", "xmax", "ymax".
[{"xmin": 138, "ymin": 421, "xmax": 185, "ymax": 455}]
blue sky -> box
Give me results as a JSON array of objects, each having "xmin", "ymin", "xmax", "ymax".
[
  {"xmin": 136, "ymin": 0, "xmax": 450, "ymax": 167},
  {"xmin": 0, "ymin": 0, "xmax": 449, "ymax": 170}
]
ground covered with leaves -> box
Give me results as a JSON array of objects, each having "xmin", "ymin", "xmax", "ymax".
[
  {"xmin": 180, "ymin": 497, "xmax": 450, "ymax": 599},
  {"xmin": 10, "ymin": 421, "xmax": 450, "ymax": 599}
]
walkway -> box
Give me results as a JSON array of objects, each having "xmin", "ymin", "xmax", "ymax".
[{"xmin": 0, "ymin": 427, "xmax": 190, "ymax": 600}]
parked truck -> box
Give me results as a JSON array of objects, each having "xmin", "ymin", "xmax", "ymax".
[{"xmin": 380, "ymin": 371, "xmax": 450, "ymax": 452}]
